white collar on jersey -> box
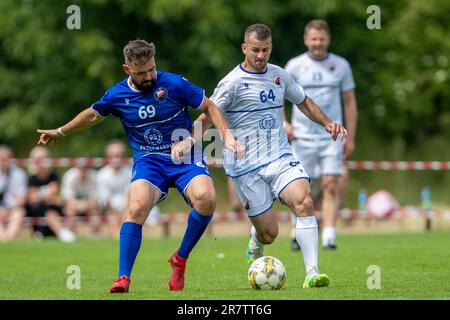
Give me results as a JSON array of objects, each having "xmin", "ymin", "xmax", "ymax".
[
  {"xmin": 306, "ymin": 52, "xmax": 330, "ymax": 62},
  {"xmin": 127, "ymin": 71, "xmax": 159, "ymax": 93},
  {"xmin": 239, "ymin": 63, "xmax": 269, "ymax": 75}
]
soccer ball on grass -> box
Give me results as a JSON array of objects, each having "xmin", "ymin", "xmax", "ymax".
[{"xmin": 248, "ymin": 256, "xmax": 286, "ymax": 290}]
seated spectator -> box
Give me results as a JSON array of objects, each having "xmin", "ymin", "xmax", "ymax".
[
  {"xmin": 97, "ymin": 140, "xmax": 161, "ymax": 238},
  {"xmin": 0, "ymin": 145, "xmax": 27, "ymax": 242},
  {"xmin": 61, "ymin": 160, "xmax": 101, "ymax": 239},
  {"xmin": 97, "ymin": 140, "xmax": 132, "ymax": 239},
  {"xmin": 26, "ymin": 146, "xmax": 76, "ymax": 242}
]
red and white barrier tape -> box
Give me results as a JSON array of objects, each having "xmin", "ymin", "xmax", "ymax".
[
  {"xmin": 21, "ymin": 207, "xmax": 450, "ymax": 228},
  {"xmin": 11, "ymin": 158, "xmax": 450, "ymax": 170},
  {"xmin": 338, "ymin": 207, "xmax": 450, "ymax": 221},
  {"xmin": 205, "ymin": 159, "xmax": 450, "ymax": 170},
  {"xmin": 11, "ymin": 157, "xmax": 129, "ymax": 168},
  {"xmin": 346, "ymin": 161, "xmax": 450, "ymax": 170}
]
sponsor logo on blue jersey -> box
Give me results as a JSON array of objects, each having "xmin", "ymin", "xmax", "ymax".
[
  {"xmin": 154, "ymin": 87, "xmax": 167, "ymax": 102},
  {"xmin": 144, "ymin": 129, "xmax": 163, "ymax": 145}
]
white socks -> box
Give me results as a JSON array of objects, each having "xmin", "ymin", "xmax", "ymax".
[
  {"xmin": 321, "ymin": 226, "xmax": 336, "ymax": 246},
  {"xmin": 296, "ymin": 216, "xmax": 319, "ymax": 276},
  {"xmin": 250, "ymin": 225, "xmax": 263, "ymax": 248}
]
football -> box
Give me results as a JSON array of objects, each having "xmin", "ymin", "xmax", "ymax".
[{"xmin": 247, "ymin": 256, "xmax": 286, "ymax": 290}]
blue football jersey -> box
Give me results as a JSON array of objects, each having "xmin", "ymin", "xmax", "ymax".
[{"xmin": 92, "ymin": 71, "xmax": 205, "ymax": 161}]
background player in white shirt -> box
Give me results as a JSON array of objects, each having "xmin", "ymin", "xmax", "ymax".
[
  {"xmin": 196, "ymin": 23, "xmax": 346, "ymax": 288},
  {"xmin": 284, "ymin": 20, "xmax": 358, "ymax": 250}
]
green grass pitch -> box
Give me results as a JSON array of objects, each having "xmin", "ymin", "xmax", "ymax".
[{"xmin": 1, "ymin": 232, "xmax": 449, "ymax": 300}]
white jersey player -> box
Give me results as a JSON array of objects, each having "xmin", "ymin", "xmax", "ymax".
[
  {"xmin": 197, "ymin": 24, "xmax": 347, "ymax": 288},
  {"xmin": 214, "ymin": 62, "xmax": 305, "ymax": 179},
  {"xmin": 284, "ymin": 20, "xmax": 358, "ymax": 250},
  {"xmin": 285, "ymin": 52, "xmax": 355, "ymax": 176}
]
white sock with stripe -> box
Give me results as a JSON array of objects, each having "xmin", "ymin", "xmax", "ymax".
[
  {"xmin": 250, "ymin": 225, "xmax": 263, "ymax": 248},
  {"xmin": 295, "ymin": 215, "xmax": 319, "ymax": 276}
]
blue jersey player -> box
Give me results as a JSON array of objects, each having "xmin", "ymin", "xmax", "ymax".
[{"xmin": 37, "ymin": 40, "xmax": 243, "ymax": 293}]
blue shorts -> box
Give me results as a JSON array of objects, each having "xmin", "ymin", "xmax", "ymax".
[{"xmin": 131, "ymin": 154, "xmax": 211, "ymax": 204}]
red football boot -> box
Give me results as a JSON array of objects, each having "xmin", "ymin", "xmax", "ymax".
[
  {"xmin": 109, "ymin": 275, "xmax": 131, "ymax": 293},
  {"xmin": 168, "ymin": 251, "xmax": 187, "ymax": 291}
]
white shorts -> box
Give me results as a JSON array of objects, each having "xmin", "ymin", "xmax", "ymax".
[
  {"xmin": 291, "ymin": 138, "xmax": 344, "ymax": 179},
  {"xmin": 232, "ymin": 154, "xmax": 310, "ymax": 217}
]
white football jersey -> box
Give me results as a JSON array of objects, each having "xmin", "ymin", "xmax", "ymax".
[
  {"xmin": 285, "ymin": 53, "xmax": 355, "ymax": 139},
  {"xmin": 210, "ymin": 63, "xmax": 306, "ymax": 177}
]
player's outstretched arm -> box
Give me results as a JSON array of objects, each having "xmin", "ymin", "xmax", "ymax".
[
  {"xmin": 199, "ymin": 97, "xmax": 244, "ymax": 159},
  {"xmin": 297, "ymin": 97, "xmax": 347, "ymax": 141},
  {"xmin": 37, "ymin": 107, "xmax": 104, "ymax": 146}
]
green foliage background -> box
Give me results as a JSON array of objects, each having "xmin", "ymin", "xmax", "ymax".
[{"xmin": 0, "ymin": 0, "xmax": 449, "ymax": 209}]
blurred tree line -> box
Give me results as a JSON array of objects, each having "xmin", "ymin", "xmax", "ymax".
[{"xmin": 0, "ymin": 0, "xmax": 449, "ymax": 159}]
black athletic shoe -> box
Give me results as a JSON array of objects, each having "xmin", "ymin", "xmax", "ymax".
[
  {"xmin": 290, "ymin": 238, "xmax": 301, "ymax": 251},
  {"xmin": 323, "ymin": 241, "xmax": 338, "ymax": 250}
]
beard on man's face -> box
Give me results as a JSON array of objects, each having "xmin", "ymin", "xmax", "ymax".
[{"xmin": 132, "ymin": 78, "xmax": 154, "ymax": 92}]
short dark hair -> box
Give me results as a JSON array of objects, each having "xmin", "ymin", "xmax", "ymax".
[
  {"xmin": 244, "ymin": 23, "xmax": 272, "ymax": 42},
  {"xmin": 123, "ymin": 40, "xmax": 156, "ymax": 65},
  {"xmin": 304, "ymin": 19, "xmax": 330, "ymax": 35}
]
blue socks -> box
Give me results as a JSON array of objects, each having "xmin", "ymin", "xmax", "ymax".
[
  {"xmin": 178, "ymin": 209, "xmax": 213, "ymax": 259},
  {"xmin": 118, "ymin": 221, "xmax": 142, "ymax": 278},
  {"xmin": 117, "ymin": 210, "xmax": 212, "ymax": 276}
]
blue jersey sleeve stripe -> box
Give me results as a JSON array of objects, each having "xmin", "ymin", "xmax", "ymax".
[
  {"xmin": 179, "ymin": 75, "xmax": 204, "ymax": 109},
  {"xmin": 193, "ymin": 90, "xmax": 205, "ymax": 109},
  {"xmin": 91, "ymin": 105, "xmax": 108, "ymax": 118}
]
